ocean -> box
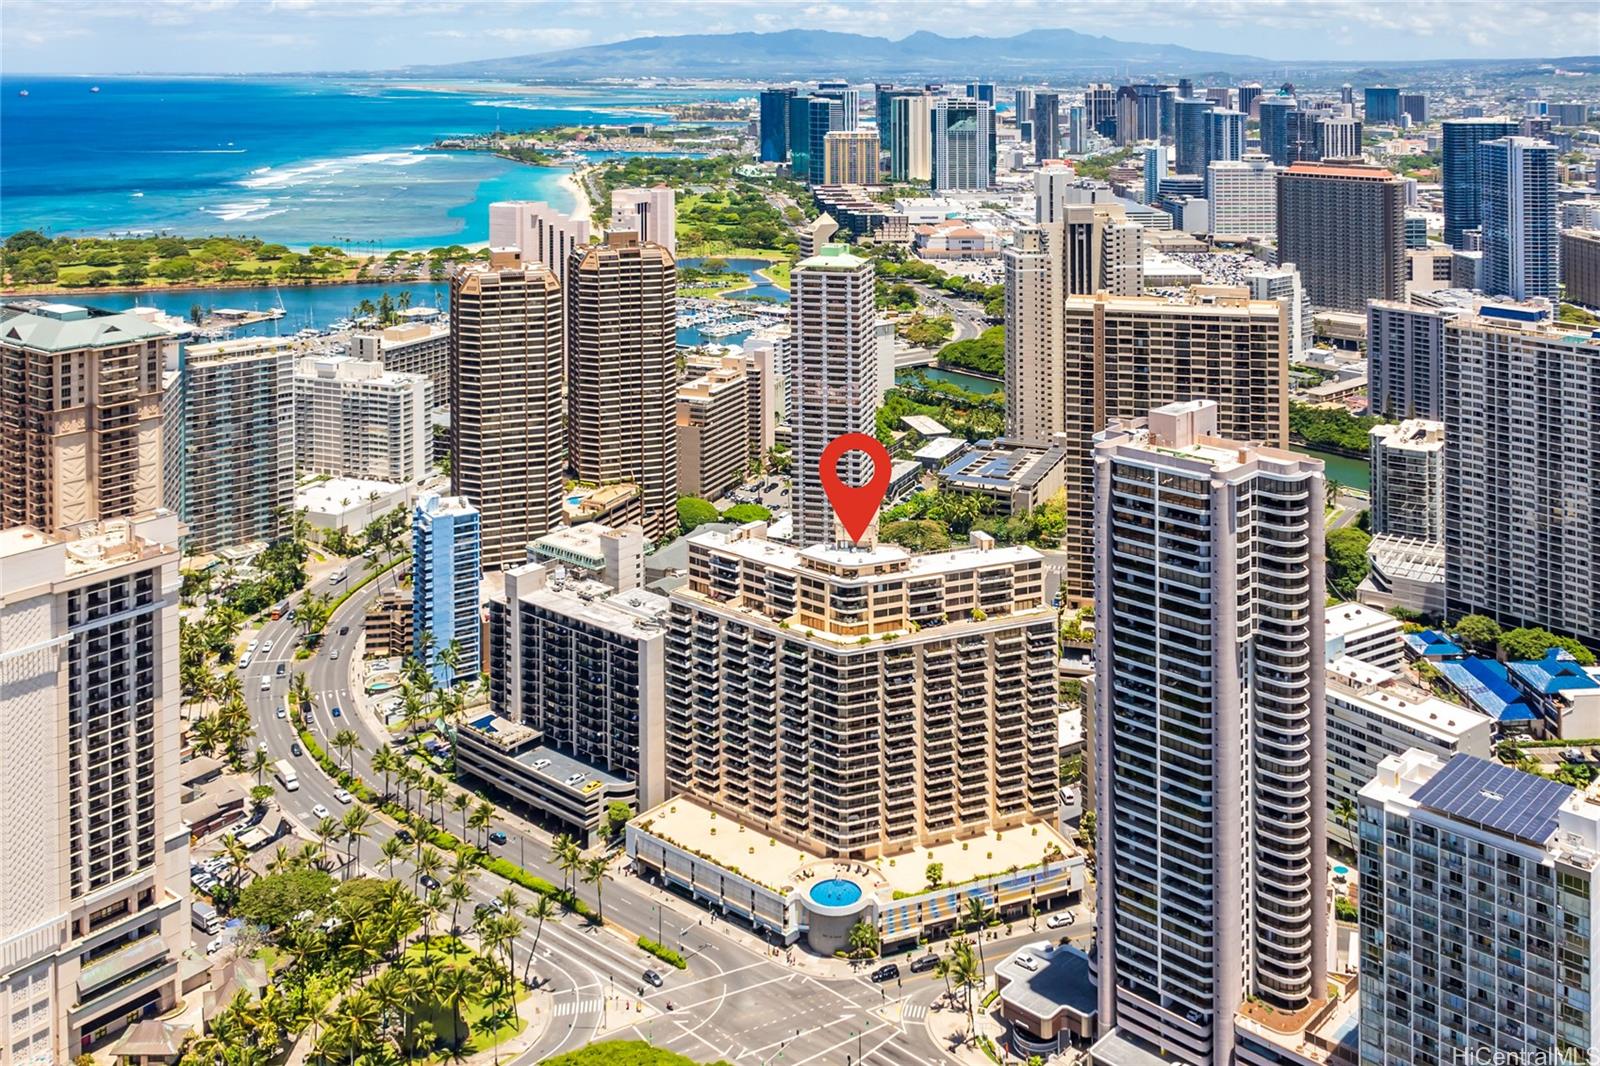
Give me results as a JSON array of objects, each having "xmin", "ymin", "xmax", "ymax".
[{"xmin": 0, "ymin": 77, "xmax": 742, "ymax": 248}]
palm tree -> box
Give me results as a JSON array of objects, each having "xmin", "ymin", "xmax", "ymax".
[
  {"xmin": 435, "ymin": 962, "xmax": 475, "ymax": 1050},
  {"xmin": 220, "ymin": 834, "xmax": 253, "ymax": 892},
  {"xmin": 415, "ymin": 845, "xmax": 444, "ymax": 894},
  {"xmin": 288, "ymin": 672, "xmax": 312, "ymax": 719},
  {"xmin": 445, "ymin": 878, "xmax": 472, "ymax": 943},
  {"xmin": 581, "ymin": 852, "xmax": 612, "ymax": 924},
  {"xmin": 425, "ymin": 777, "xmax": 448, "ymax": 825},
  {"xmin": 409, "ymin": 1018, "xmax": 438, "ymax": 1059},
  {"xmin": 344, "ymin": 920, "xmax": 388, "ymax": 978},
  {"xmin": 332, "ymin": 727, "xmax": 362, "ymax": 774},
  {"xmin": 523, "ymin": 894, "xmax": 556, "ymax": 986},
  {"xmin": 341, "ymin": 806, "xmax": 372, "ymax": 875},
  {"xmin": 438, "ymin": 638, "xmax": 464, "ymax": 684},
  {"xmin": 334, "ymin": 987, "xmax": 382, "ymax": 1064},
  {"xmin": 846, "ymin": 919, "xmax": 879, "ymax": 958},
  {"xmin": 315, "ymin": 815, "xmax": 342, "ymax": 854},
  {"xmin": 1335, "ymin": 797, "xmax": 1357, "ymax": 842},
  {"xmin": 551, "ymin": 834, "xmax": 582, "ymax": 899},
  {"xmin": 268, "ymin": 844, "xmax": 295, "ymax": 874},
  {"xmin": 380, "ymin": 835, "xmax": 406, "ymax": 879},
  {"xmin": 933, "ymin": 953, "xmax": 955, "ymax": 1004},
  {"xmin": 452, "ymin": 791, "xmax": 473, "ymax": 840},
  {"xmin": 372, "ymin": 743, "xmax": 397, "ymax": 802},
  {"xmin": 963, "ymin": 896, "xmax": 992, "ymax": 979},
  {"xmin": 949, "ymin": 937, "xmax": 984, "ymax": 1041},
  {"xmin": 468, "ymin": 801, "xmax": 494, "ymax": 848}
]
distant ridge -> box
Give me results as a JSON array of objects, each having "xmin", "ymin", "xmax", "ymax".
[{"xmin": 395, "ymin": 27, "xmax": 1266, "ymax": 80}]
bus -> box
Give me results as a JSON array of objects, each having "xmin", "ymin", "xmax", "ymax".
[
  {"xmin": 274, "ymin": 759, "xmax": 299, "ymax": 792},
  {"xmin": 270, "ymin": 600, "xmax": 291, "ymax": 621}
]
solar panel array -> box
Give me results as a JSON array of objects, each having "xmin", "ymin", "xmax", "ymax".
[{"xmin": 1411, "ymin": 753, "xmax": 1572, "ymax": 845}]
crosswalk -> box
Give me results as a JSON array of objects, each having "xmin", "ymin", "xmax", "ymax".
[
  {"xmin": 901, "ymin": 1002, "xmax": 928, "ymax": 1022},
  {"xmin": 552, "ymin": 996, "xmax": 604, "ymax": 1017}
]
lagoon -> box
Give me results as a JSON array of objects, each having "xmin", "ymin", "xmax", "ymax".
[
  {"xmin": 897, "ymin": 366, "xmax": 1004, "ymax": 396},
  {"xmin": 1292, "ymin": 446, "xmax": 1371, "ymax": 492}
]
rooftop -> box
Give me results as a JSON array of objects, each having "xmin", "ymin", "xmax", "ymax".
[
  {"xmin": 1370, "ymin": 419, "xmax": 1445, "ymax": 452},
  {"xmin": 1324, "ymin": 602, "xmax": 1401, "ymax": 642},
  {"xmin": 1411, "ymin": 753, "xmax": 1572, "ymax": 845},
  {"xmin": 1326, "ymin": 656, "xmax": 1491, "ymax": 739},
  {"xmin": 296, "ymin": 478, "xmax": 409, "ymax": 515},
  {"xmin": 515, "ymin": 571, "xmax": 670, "ymax": 634},
  {"xmin": 463, "ymin": 714, "xmax": 630, "ymax": 789},
  {"xmin": 939, "ymin": 437, "xmax": 1066, "ymax": 491},
  {"xmin": 796, "ymin": 243, "xmax": 869, "ymax": 270},
  {"xmin": 997, "ymin": 941, "xmax": 1097, "ymax": 1021},
  {"xmin": 1, "ymin": 303, "xmax": 168, "ymax": 352},
  {"xmin": 1436, "ymin": 657, "xmax": 1537, "ymax": 723},
  {"xmin": 1507, "ymin": 649, "xmax": 1600, "ymax": 697}
]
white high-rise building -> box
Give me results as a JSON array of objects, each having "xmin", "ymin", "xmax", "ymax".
[
  {"xmin": 1359, "ymin": 750, "xmax": 1600, "ymax": 1061},
  {"xmin": 1369, "ymin": 419, "xmax": 1446, "ymax": 543},
  {"xmin": 293, "ymin": 355, "xmax": 431, "ymax": 484},
  {"xmin": 609, "ymin": 187, "xmax": 676, "ymax": 255},
  {"xmin": 790, "ymin": 244, "xmax": 878, "ymax": 547},
  {"xmin": 1091, "ymin": 401, "xmax": 1326, "ymax": 1066},
  {"xmin": 487, "ymin": 200, "xmax": 591, "ymax": 288},
  {"xmin": 930, "ymin": 96, "xmax": 995, "ymax": 192},
  {"xmin": 1207, "ymin": 156, "xmax": 1280, "ymax": 240},
  {"xmin": 1243, "ymin": 264, "xmax": 1313, "ymax": 360},
  {"xmin": 1478, "ymin": 136, "xmax": 1559, "ymax": 301},
  {"xmin": 1443, "ymin": 309, "xmax": 1599, "ymax": 645},
  {"xmin": 0, "ymin": 512, "xmax": 189, "ymax": 1062}
]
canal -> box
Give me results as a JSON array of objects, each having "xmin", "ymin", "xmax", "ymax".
[{"xmin": 1291, "ymin": 446, "xmax": 1371, "ymax": 492}]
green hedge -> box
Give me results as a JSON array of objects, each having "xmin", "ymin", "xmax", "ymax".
[
  {"xmin": 637, "ymin": 936, "xmax": 689, "ymax": 970},
  {"xmin": 981, "ymin": 987, "xmax": 999, "ymax": 1009}
]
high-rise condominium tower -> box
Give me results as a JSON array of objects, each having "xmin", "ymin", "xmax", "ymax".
[
  {"xmin": 1277, "ymin": 160, "xmax": 1406, "ymax": 312},
  {"xmin": 609, "ymin": 186, "xmax": 676, "ymax": 255},
  {"xmin": 411, "ymin": 492, "xmax": 482, "ymax": 686},
  {"xmin": 822, "ymin": 129, "xmax": 879, "ymax": 185},
  {"xmin": 1003, "ymin": 225, "xmax": 1064, "ymax": 445},
  {"xmin": 181, "ymin": 336, "xmax": 296, "ymax": 553},
  {"xmin": 567, "ymin": 233, "xmax": 678, "ymax": 542},
  {"xmin": 1257, "ymin": 95, "xmax": 1297, "ymax": 165},
  {"xmin": 1091, "ymin": 401, "xmax": 1326, "ymax": 1066},
  {"xmin": 664, "ymin": 523, "xmax": 1058, "ymax": 857},
  {"xmin": 887, "ymin": 91, "xmax": 931, "ymax": 181},
  {"xmin": 449, "ymin": 249, "xmax": 564, "ymax": 569},
  {"xmin": 293, "ymin": 354, "xmax": 431, "ymax": 483},
  {"xmin": 1441, "ymin": 117, "xmax": 1519, "ymax": 247},
  {"xmin": 1366, "ymin": 299, "xmax": 1464, "ymax": 420},
  {"xmin": 1173, "ymin": 97, "xmax": 1214, "ymax": 175},
  {"xmin": 1478, "ymin": 136, "xmax": 1559, "ymax": 301},
  {"xmin": 790, "ymin": 245, "xmax": 877, "ymax": 548},
  {"xmin": 1443, "ymin": 308, "xmax": 1599, "ymax": 644},
  {"xmin": 758, "ymin": 87, "xmax": 796, "ymax": 162},
  {"xmin": 1, "ymin": 304, "xmax": 170, "ymax": 533},
  {"xmin": 487, "ymin": 200, "xmax": 591, "ymax": 289},
  {"xmin": 1359, "ymin": 750, "xmax": 1600, "ymax": 1062},
  {"xmin": 1026, "ymin": 289, "xmax": 1289, "ymax": 600},
  {"xmin": 930, "ymin": 96, "xmax": 995, "ymax": 191},
  {"xmin": 1369, "ymin": 419, "xmax": 1446, "ymax": 542},
  {"xmin": 0, "ymin": 512, "xmax": 189, "ymax": 1061}
]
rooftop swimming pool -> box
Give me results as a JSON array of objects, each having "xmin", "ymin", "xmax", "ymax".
[{"xmin": 809, "ymin": 878, "xmax": 863, "ymax": 909}]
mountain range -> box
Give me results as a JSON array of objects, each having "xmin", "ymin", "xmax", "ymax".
[{"xmin": 397, "ymin": 27, "xmax": 1266, "ymax": 80}]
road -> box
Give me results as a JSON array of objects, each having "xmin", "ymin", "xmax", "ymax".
[{"xmin": 237, "ymin": 556, "xmax": 1052, "ymax": 1064}]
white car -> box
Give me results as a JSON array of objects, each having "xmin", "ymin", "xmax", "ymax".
[
  {"xmin": 1047, "ymin": 912, "xmax": 1075, "ymax": 929},
  {"xmin": 1014, "ymin": 954, "xmax": 1040, "ymax": 972},
  {"xmin": 206, "ymin": 937, "xmax": 226, "ymax": 955},
  {"xmin": 276, "ymin": 707, "xmax": 286, "ymax": 719},
  {"xmin": 261, "ymin": 640, "xmax": 274, "ymax": 654},
  {"xmin": 311, "ymin": 804, "xmax": 330, "ymax": 820},
  {"xmin": 334, "ymin": 789, "xmax": 353, "ymax": 805},
  {"xmin": 247, "ymin": 639, "xmax": 259, "ymax": 652},
  {"xmin": 239, "ymin": 652, "xmax": 253, "ymax": 669},
  {"xmin": 533, "ymin": 758, "xmax": 551, "ymax": 770},
  {"xmin": 330, "ymin": 648, "xmax": 340, "ymax": 661}
]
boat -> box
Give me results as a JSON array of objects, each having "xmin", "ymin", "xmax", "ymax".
[
  {"xmin": 17, "ymin": 89, "xmax": 28, "ymax": 97},
  {"xmin": 90, "ymin": 86, "xmax": 100, "ymax": 93}
]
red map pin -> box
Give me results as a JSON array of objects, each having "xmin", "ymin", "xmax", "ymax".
[{"xmin": 819, "ymin": 433, "xmax": 893, "ymax": 545}]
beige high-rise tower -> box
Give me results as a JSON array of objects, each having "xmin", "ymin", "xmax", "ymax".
[
  {"xmin": 567, "ymin": 233, "xmax": 678, "ymax": 541},
  {"xmin": 0, "ymin": 512, "xmax": 190, "ymax": 1061},
  {"xmin": 1049, "ymin": 290, "xmax": 1289, "ymax": 600},
  {"xmin": 450, "ymin": 249, "xmax": 564, "ymax": 569},
  {"xmin": 1, "ymin": 304, "xmax": 170, "ymax": 533}
]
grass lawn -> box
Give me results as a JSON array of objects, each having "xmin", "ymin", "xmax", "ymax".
[
  {"xmin": 401, "ymin": 938, "xmax": 529, "ymax": 1059},
  {"xmin": 758, "ymin": 260, "xmax": 792, "ymax": 290}
]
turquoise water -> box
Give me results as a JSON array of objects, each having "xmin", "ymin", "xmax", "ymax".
[
  {"xmin": 84, "ymin": 283, "xmax": 449, "ymax": 339},
  {"xmin": 0, "ymin": 77, "xmax": 739, "ymax": 247},
  {"xmin": 1291, "ymin": 446, "xmax": 1371, "ymax": 492},
  {"xmin": 897, "ymin": 366, "xmax": 1004, "ymax": 396},
  {"xmin": 681, "ymin": 257, "xmax": 789, "ymax": 305},
  {"xmin": 808, "ymin": 878, "xmax": 863, "ymax": 908}
]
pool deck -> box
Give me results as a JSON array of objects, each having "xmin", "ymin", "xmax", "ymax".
[{"xmin": 632, "ymin": 795, "xmax": 1078, "ymax": 900}]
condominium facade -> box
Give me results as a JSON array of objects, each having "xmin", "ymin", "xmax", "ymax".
[
  {"xmin": 822, "ymin": 129, "xmax": 879, "ymax": 186},
  {"xmin": 487, "ymin": 200, "xmax": 591, "ymax": 288},
  {"xmin": 411, "ymin": 492, "xmax": 481, "ymax": 687},
  {"xmin": 1032, "ymin": 91, "xmax": 1060, "ymax": 161},
  {"xmin": 0, "ymin": 512, "xmax": 189, "ymax": 1062},
  {"xmin": 1323, "ymin": 656, "xmax": 1492, "ymax": 849},
  {"xmin": 1358, "ymin": 750, "xmax": 1600, "ymax": 1062},
  {"xmin": 1443, "ymin": 308, "xmax": 1599, "ymax": 644},
  {"xmin": 930, "ymin": 96, "xmax": 995, "ymax": 192},
  {"xmin": 609, "ymin": 187, "xmax": 676, "ymax": 255},
  {"xmin": 676, "ymin": 356, "xmax": 755, "ymax": 500},
  {"xmin": 1277, "ymin": 160, "xmax": 1406, "ymax": 312},
  {"xmin": 1315, "ymin": 115, "xmax": 1363, "ymax": 160},
  {"xmin": 1052, "ymin": 290, "xmax": 1291, "ymax": 600},
  {"xmin": 887, "ymin": 92, "xmax": 932, "ymax": 181},
  {"xmin": 567, "ymin": 233, "xmax": 678, "ymax": 541},
  {"xmin": 1441, "ymin": 117, "xmax": 1518, "ymax": 247},
  {"xmin": 293, "ymin": 355, "xmax": 431, "ymax": 483},
  {"xmin": 486, "ymin": 560, "xmax": 669, "ymax": 811},
  {"xmin": 1563, "ymin": 228, "xmax": 1600, "ymax": 308},
  {"xmin": 1003, "ymin": 225, "xmax": 1065, "ymax": 445},
  {"xmin": 1478, "ymin": 136, "xmax": 1559, "ymax": 301},
  {"xmin": 449, "ymin": 250, "xmax": 564, "ymax": 569},
  {"xmin": 1206, "ymin": 156, "xmax": 1279, "ymax": 240},
  {"xmin": 351, "ymin": 322, "xmax": 450, "ymax": 407},
  {"xmin": 758, "ymin": 87, "xmax": 795, "ymax": 163},
  {"xmin": 1, "ymin": 304, "xmax": 170, "ymax": 533},
  {"xmin": 1091, "ymin": 401, "xmax": 1327, "ymax": 1066},
  {"xmin": 790, "ymin": 245, "xmax": 878, "ymax": 548},
  {"xmin": 181, "ymin": 336, "xmax": 296, "ymax": 553},
  {"xmin": 1366, "ymin": 299, "xmax": 1463, "ymax": 420},
  {"xmin": 664, "ymin": 523, "xmax": 1058, "ymax": 858},
  {"xmin": 1369, "ymin": 419, "xmax": 1446, "ymax": 542}
]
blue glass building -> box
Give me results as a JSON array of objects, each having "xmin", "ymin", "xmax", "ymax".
[
  {"xmin": 1442, "ymin": 117, "xmax": 1518, "ymax": 248},
  {"xmin": 412, "ymin": 492, "xmax": 482, "ymax": 687},
  {"xmin": 758, "ymin": 87, "xmax": 795, "ymax": 163}
]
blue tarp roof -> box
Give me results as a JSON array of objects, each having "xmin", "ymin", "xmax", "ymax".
[
  {"xmin": 1437, "ymin": 657, "xmax": 1537, "ymax": 722},
  {"xmin": 1405, "ymin": 629, "xmax": 1463, "ymax": 658},
  {"xmin": 1508, "ymin": 649, "xmax": 1599, "ymax": 696}
]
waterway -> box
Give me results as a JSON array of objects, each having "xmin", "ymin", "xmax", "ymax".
[
  {"xmin": 680, "ymin": 256, "xmax": 789, "ymax": 305},
  {"xmin": 1291, "ymin": 446, "xmax": 1371, "ymax": 492},
  {"xmin": 896, "ymin": 366, "xmax": 1004, "ymax": 396},
  {"xmin": 87, "ymin": 282, "xmax": 449, "ymax": 340}
]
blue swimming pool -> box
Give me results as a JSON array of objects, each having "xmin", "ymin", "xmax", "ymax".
[
  {"xmin": 809, "ymin": 878, "xmax": 863, "ymax": 908},
  {"xmin": 1334, "ymin": 865, "xmax": 1350, "ymax": 876}
]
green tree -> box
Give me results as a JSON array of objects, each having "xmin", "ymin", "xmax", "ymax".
[
  {"xmin": 847, "ymin": 919, "xmax": 880, "ymax": 957},
  {"xmin": 879, "ymin": 519, "xmax": 952, "ymax": 553},
  {"xmin": 1451, "ymin": 613, "xmax": 1502, "ymax": 653},
  {"xmin": 722, "ymin": 503, "xmax": 773, "ymax": 524},
  {"xmin": 233, "ymin": 867, "xmax": 336, "ymax": 928},
  {"xmin": 604, "ymin": 801, "xmax": 634, "ymax": 841},
  {"xmin": 925, "ymin": 861, "xmax": 945, "ymax": 890},
  {"xmin": 676, "ymin": 496, "xmax": 720, "ymax": 533},
  {"xmin": 1501, "ymin": 627, "xmax": 1596, "ymax": 666},
  {"xmin": 1325, "ymin": 526, "xmax": 1372, "ymax": 599}
]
